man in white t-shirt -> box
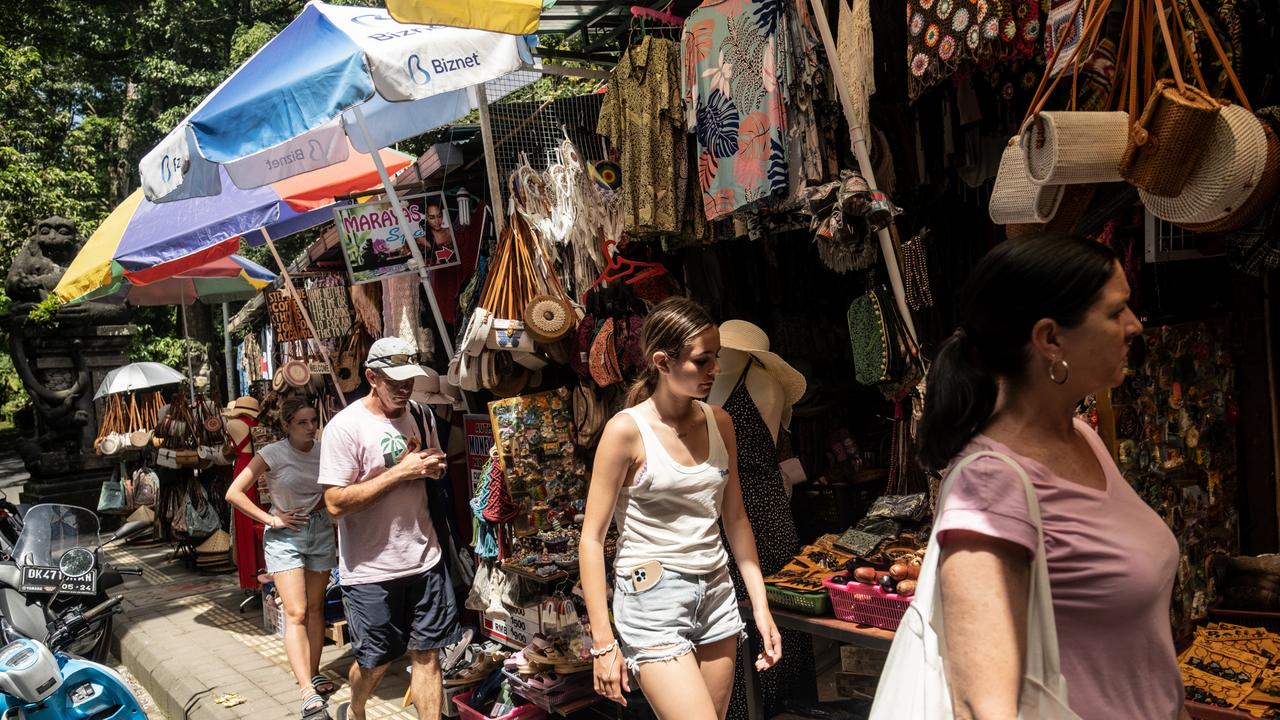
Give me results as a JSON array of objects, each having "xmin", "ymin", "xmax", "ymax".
[{"xmin": 320, "ymin": 337, "xmax": 459, "ymax": 720}]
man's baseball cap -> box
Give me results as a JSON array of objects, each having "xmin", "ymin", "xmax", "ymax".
[{"xmin": 366, "ymin": 337, "xmax": 429, "ymax": 382}]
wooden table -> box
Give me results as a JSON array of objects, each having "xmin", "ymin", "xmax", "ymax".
[
  {"xmin": 738, "ymin": 604, "xmax": 895, "ymax": 719},
  {"xmin": 765, "ymin": 606, "xmax": 895, "ymax": 650}
]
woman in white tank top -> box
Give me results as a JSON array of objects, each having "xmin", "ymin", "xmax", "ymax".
[{"xmin": 580, "ymin": 298, "xmax": 781, "ymax": 720}]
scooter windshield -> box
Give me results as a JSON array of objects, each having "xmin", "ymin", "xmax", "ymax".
[{"xmin": 11, "ymin": 504, "xmax": 101, "ymax": 569}]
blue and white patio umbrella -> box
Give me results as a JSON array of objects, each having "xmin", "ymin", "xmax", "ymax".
[{"xmin": 140, "ymin": 0, "xmax": 537, "ymax": 202}]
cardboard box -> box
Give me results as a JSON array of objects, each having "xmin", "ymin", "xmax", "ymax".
[
  {"xmin": 442, "ymin": 683, "xmax": 471, "ymax": 718},
  {"xmin": 262, "ymin": 591, "xmax": 284, "ymax": 638},
  {"xmin": 480, "ymin": 603, "xmax": 542, "ymax": 647},
  {"xmin": 834, "ymin": 672, "xmax": 879, "ymax": 701},
  {"xmin": 840, "ymin": 645, "xmax": 888, "ymax": 676}
]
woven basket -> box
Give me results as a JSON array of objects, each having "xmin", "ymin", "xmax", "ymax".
[
  {"xmin": 1121, "ymin": 81, "xmax": 1221, "ymax": 198},
  {"xmin": 1182, "ymin": 123, "xmax": 1280, "ymax": 234},
  {"xmin": 1022, "ymin": 111, "xmax": 1129, "ymax": 186},
  {"xmin": 990, "ymin": 139, "xmax": 1064, "ymax": 225},
  {"xmin": 1141, "ymin": 105, "xmax": 1269, "ymax": 226}
]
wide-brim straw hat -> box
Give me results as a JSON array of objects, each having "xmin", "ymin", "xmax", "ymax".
[
  {"xmin": 195, "ymin": 529, "xmax": 231, "ymax": 555},
  {"xmin": 718, "ymin": 320, "xmax": 807, "ymax": 427},
  {"xmin": 222, "ymin": 396, "xmax": 260, "ymax": 419}
]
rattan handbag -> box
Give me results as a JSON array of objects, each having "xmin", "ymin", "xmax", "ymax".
[
  {"xmin": 1141, "ymin": 104, "xmax": 1268, "ymax": 226},
  {"xmin": 1118, "ymin": 0, "xmax": 1223, "ymax": 198},
  {"xmin": 990, "ymin": 135, "xmax": 1065, "ymax": 225},
  {"xmin": 1020, "ymin": 0, "xmax": 1129, "ymax": 186}
]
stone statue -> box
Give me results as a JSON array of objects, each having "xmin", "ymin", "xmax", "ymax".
[
  {"xmin": 2, "ymin": 217, "xmax": 129, "ymax": 473},
  {"xmin": 5, "ymin": 216, "xmax": 126, "ymax": 322}
]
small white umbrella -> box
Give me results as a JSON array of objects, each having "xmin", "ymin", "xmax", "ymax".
[{"xmin": 94, "ymin": 362, "xmax": 187, "ymax": 400}]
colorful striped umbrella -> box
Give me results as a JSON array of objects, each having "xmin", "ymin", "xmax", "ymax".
[
  {"xmin": 54, "ymin": 141, "xmax": 413, "ymax": 305},
  {"xmin": 118, "ymin": 254, "xmax": 275, "ymax": 306}
]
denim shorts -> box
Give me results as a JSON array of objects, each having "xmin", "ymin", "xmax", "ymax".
[
  {"xmin": 263, "ymin": 510, "xmax": 338, "ymax": 574},
  {"xmin": 611, "ymin": 564, "xmax": 746, "ymax": 673}
]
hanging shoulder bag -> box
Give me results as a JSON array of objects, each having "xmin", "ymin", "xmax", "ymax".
[
  {"xmin": 867, "ymin": 451, "xmax": 1080, "ymax": 720},
  {"xmin": 97, "ymin": 464, "xmax": 129, "ymax": 515}
]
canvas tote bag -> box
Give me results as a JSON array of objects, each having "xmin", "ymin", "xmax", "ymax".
[{"xmin": 868, "ymin": 450, "xmax": 1080, "ymax": 720}]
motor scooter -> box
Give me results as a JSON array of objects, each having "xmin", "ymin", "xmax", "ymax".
[
  {"xmin": 0, "ymin": 505, "xmax": 146, "ymax": 662},
  {"xmin": 0, "ymin": 594, "xmax": 146, "ymax": 718}
]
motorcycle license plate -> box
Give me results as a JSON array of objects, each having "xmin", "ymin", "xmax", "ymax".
[{"xmin": 19, "ymin": 565, "xmax": 97, "ymax": 596}]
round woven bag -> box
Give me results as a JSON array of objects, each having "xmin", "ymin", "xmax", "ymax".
[
  {"xmin": 524, "ymin": 295, "xmax": 574, "ymax": 343},
  {"xmin": 1140, "ymin": 104, "xmax": 1269, "ymax": 226},
  {"xmin": 1182, "ymin": 122, "xmax": 1280, "ymax": 234}
]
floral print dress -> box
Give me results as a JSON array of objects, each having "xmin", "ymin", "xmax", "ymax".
[{"xmin": 681, "ymin": 0, "xmax": 791, "ymax": 221}]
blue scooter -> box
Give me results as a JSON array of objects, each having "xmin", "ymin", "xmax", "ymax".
[{"xmin": 0, "ymin": 595, "xmax": 145, "ymax": 719}]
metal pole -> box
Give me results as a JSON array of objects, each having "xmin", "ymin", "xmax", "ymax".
[
  {"xmin": 223, "ymin": 302, "xmax": 235, "ymax": 401},
  {"xmin": 807, "ymin": 0, "xmax": 919, "ymax": 344},
  {"xmin": 351, "ymin": 106, "xmax": 459, "ymax": 363},
  {"xmin": 261, "ymin": 227, "xmax": 347, "ymax": 407},
  {"xmin": 475, "ymin": 83, "xmax": 507, "ymax": 234}
]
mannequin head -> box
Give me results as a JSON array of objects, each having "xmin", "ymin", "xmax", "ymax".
[{"xmin": 626, "ymin": 297, "xmax": 718, "ymax": 406}]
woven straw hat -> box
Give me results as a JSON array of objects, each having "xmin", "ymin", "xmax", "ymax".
[
  {"xmin": 195, "ymin": 529, "xmax": 231, "ymax": 555},
  {"xmin": 222, "ymin": 396, "xmax": 260, "ymax": 419},
  {"xmin": 1141, "ymin": 104, "xmax": 1269, "ymax": 226},
  {"xmin": 718, "ymin": 320, "xmax": 807, "ymax": 428}
]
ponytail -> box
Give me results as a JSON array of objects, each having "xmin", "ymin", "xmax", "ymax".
[
  {"xmin": 625, "ymin": 368, "xmax": 659, "ymax": 408},
  {"xmin": 915, "ymin": 233, "xmax": 1119, "ymax": 472},
  {"xmin": 916, "ymin": 331, "xmax": 998, "ymax": 472}
]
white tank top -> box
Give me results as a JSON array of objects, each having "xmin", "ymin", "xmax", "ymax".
[{"xmin": 612, "ymin": 401, "xmax": 731, "ymax": 575}]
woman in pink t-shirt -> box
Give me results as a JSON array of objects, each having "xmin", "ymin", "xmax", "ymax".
[{"xmin": 915, "ymin": 234, "xmax": 1186, "ymax": 720}]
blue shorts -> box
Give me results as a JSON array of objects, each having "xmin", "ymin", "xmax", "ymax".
[
  {"xmin": 612, "ymin": 564, "xmax": 745, "ymax": 673},
  {"xmin": 263, "ymin": 511, "xmax": 338, "ymax": 575},
  {"xmin": 341, "ymin": 561, "xmax": 462, "ymax": 669}
]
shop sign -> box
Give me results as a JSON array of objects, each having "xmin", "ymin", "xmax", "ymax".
[
  {"xmin": 304, "ymin": 286, "xmax": 353, "ymax": 339},
  {"xmin": 266, "ymin": 290, "xmax": 312, "ymax": 343},
  {"xmin": 480, "ymin": 602, "xmax": 541, "ymax": 647},
  {"xmin": 464, "ymin": 414, "xmax": 493, "ymax": 491},
  {"xmin": 333, "ymin": 192, "xmax": 461, "ymax": 285}
]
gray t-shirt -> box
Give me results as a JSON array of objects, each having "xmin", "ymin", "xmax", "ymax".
[{"xmin": 257, "ymin": 439, "xmax": 324, "ymax": 515}]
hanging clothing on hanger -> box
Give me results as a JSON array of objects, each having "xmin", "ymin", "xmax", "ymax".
[
  {"xmin": 598, "ymin": 35, "xmax": 687, "ymax": 235},
  {"xmin": 681, "ymin": 0, "xmax": 791, "ymax": 221}
]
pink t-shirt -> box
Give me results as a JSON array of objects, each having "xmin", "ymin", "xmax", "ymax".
[
  {"xmin": 934, "ymin": 419, "xmax": 1182, "ymax": 720},
  {"xmin": 318, "ymin": 399, "xmax": 442, "ymax": 585}
]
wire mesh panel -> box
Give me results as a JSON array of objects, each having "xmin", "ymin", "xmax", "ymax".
[
  {"xmin": 1144, "ymin": 210, "xmax": 1222, "ymax": 263},
  {"xmin": 486, "ymin": 76, "xmax": 608, "ymax": 204}
]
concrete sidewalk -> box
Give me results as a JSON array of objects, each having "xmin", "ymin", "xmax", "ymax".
[{"xmin": 107, "ymin": 540, "xmax": 422, "ymax": 720}]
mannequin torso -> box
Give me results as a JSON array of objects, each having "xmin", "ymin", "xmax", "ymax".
[{"xmin": 708, "ymin": 349, "xmax": 784, "ymax": 442}]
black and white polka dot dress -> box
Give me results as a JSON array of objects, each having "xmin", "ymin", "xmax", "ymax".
[{"xmin": 721, "ymin": 360, "xmax": 814, "ymax": 719}]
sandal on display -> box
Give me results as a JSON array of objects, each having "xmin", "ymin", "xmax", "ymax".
[
  {"xmin": 554, "ymin": 657, "xmax": 592, "ymax": 674},
  {"xmin": 444, "ymin": 653, "xmax": 501, "ymax": 687},
  {"xmin": 527, "ymin": 671, "xmax": 565, "ymax": 692}
]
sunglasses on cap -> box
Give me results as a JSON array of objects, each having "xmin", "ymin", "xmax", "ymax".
[{"xmin": 368, "ymin": 353, "xmax": 422, "ymax": 367}]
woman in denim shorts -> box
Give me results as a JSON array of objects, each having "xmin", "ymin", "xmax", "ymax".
[
  {"xmin": 580, "ymin": 298, "xmax": 782, "ymax": 720},
  {"xmin": 226, "ymin": 398, "xmax": 337, "ymax": 719}
]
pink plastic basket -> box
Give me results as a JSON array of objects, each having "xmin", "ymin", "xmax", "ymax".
[
  {"xmin": 453, "ymin": 689, "xmax": 548, "ymax": 720},
  {"xmin": 823, "ymin": 576, "xmax": 912, "ymax": 630}
]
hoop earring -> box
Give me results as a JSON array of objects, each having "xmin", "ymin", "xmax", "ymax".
[{"xmin": 1049, "ymin": 358, "xmax": 1070, "ymax": 385}]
